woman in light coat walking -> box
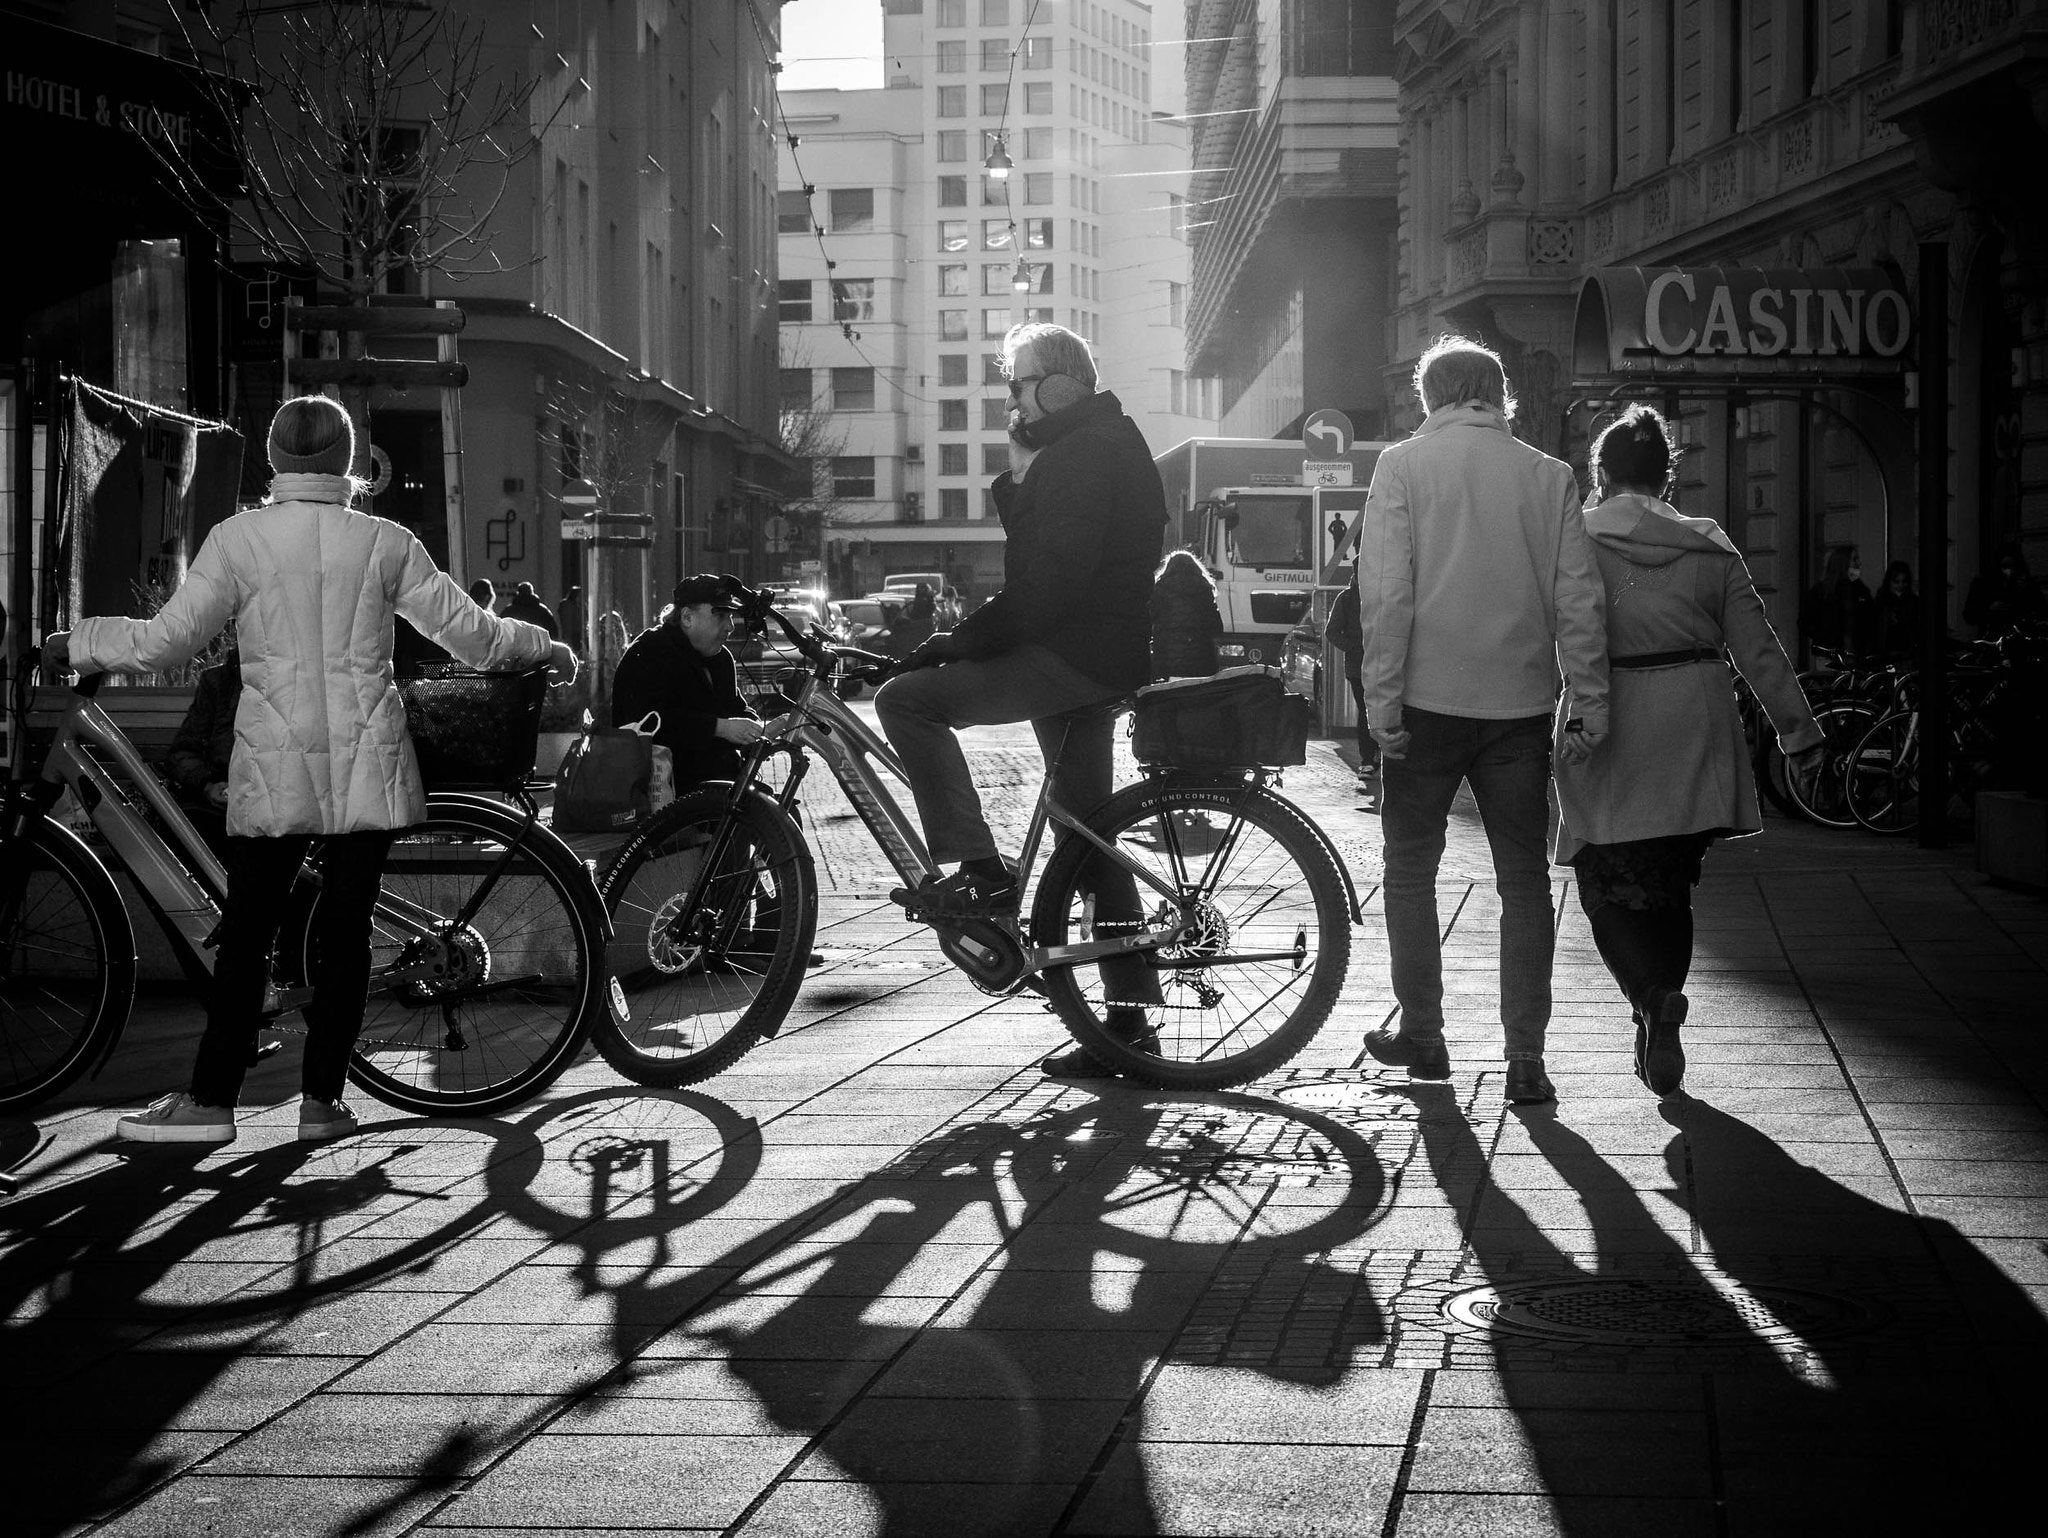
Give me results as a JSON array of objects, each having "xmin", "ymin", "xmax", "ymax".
[
  {"xmin": 45, "ymin": 396, "xmax": 576, "ymax": 1144},
  {"xmin": 1554, "ymin": 406, "xmax": 1823, "ymax": 1096}
]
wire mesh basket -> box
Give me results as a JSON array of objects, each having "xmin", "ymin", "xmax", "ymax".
[{"xmin": 399, "ymin": 666, "xmax": 550, "ymax": 792}]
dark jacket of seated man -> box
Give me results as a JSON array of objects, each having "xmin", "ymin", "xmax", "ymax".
[
  {"xmin": 609, "ymin": 575, "xmax": 761, "ymax": 787},
  {"xmin": 165, "ymin": 652, "xmax": 241, "ymax": 853}
]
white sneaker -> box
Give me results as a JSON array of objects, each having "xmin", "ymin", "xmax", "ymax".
[
  {"xmin": 298, "ymin": 1096, "xmax": 359, "ymax": 1141},
  {"xmin": 117, "ymin": 1092, "xmax": 236, "ymax": 1144}
]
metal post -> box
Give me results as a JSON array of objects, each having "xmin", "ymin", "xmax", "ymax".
[
  {"xmin": 4, "ymin": 360, "xmax": 33, "ymax": 779},
  {"xmin": 1916, "ymin": 241, "xmax": 1950, "ymax": 847},
  {"xmin": 437, "ymin": 300, "xmax": 466, "ymax": 587}
]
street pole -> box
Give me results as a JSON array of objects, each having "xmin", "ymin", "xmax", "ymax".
[{"xmin": 1915, "ymin": 242, "xmax": 1949, "ymax": 847}]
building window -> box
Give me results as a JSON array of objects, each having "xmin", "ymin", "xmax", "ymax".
[
  {"xmin": 832, "ymin": 279, "xmax": 875, "ymax": 321},
  {"xmin": 1025, "ymin": 126, "xmax": 1053, "ymax": 158},
  {"xmin": 1167, "ymin": 191, "xmax": 1187, "ymax": 240},
  {"xmin": 980, "ymin": 0, "xmax": 1008, "ymax": 23},
  {"xmin": 829, "ymin": 188, "xmax": 874, "ymax": 231},
  {"xmin": 1169, "ymin": 369, "xmax": 1186, "ymax": 414},
  {"xmin": 938, "ymin": 175, "xmax": 967, "ymax": 206},
  {"xmin": 940, "ymin": 443, "xmax": 969, "ymax": 475},
  {"xmin": 980, "ymin": 84, "xmax": 1009, "ymax": 116},
  {"xmin": 938, "ymin": 84, "xmax": 966, "ymax": 117},
  {"xmin": 1022, "ymin": 306, "xmax": 1053, "ymax": 325},
  {"xmin": 939, "ymin": 308, "xmax": 968, "ymax": 339},
  {"xmin": 981, "ymin": 307, "xmax": 1011, "ymax": 338},
  {"xmin": 941, "ymin": 398, "xmax": 968, "ymax": 431},
  {"xmin": 938, "ymin": 0, "xmax": 965, "ymax": 23},
  {"xmin": 981, "ymin": 176, "xmax": 1008, "ymax": 206},
  {"xmin": 980, "ymin": 37, "xmax": 1008, "ymax": 71},
  {"xmin": 832, "ymin": 457, "xmax": 876, "ymax": 498},
  {"xmin": 1015, "ymin": 262, "xmax": 1052, "ymax": 293},
  {"xmin": 832, "ymin": 367, "xmax": 875, "ymax": 410},
  {"xmin": 982, "ymin": 262, "xmax": 1012, "ymax": 295},
  {"xmin": 1022, "ymin": 216, "xmax": 1054, "ymax": 247},
  {"xmin": 942, "ymin": 488, "xmax": 969, "ymax": 520},
  {"xmin": 940, "ymin": 353, "xmax": 968, "ymax": 385},
  {"xmin": 981, "ymin": 219, "xmax": 1013, "ymax": 250},
  {"xmin": 982, "ymin": 352, "xmax": 1006, "ymax": 384},
  {"xmin": 1022, "ymin": 173, "xmax": 1052, "ymax": 206},
  {"xmin": 776, "ymin": 189, "xmax": 810, "ymax": 234},
  {"xmin": 982, "ymin": 397, "xmax": 1009, "ymax": 430},
  {"xmin": 982, "ymin": 487, "xmax": 1000, "ymax": 518},
  {"xmin": 1024, "ymin": 81, "xmax": 1051, "ymax": 113},
  {"xmin": 777, "ymin": 279, "xmax": 812, "ymax": 322},
  {"xmin": 780, "ymin": 368, "xmax": 812, "ymax": 412},
  {"xmin": 1167, "ymin": 280, "xmax": 1184, "ymax": 327},
  {"xmin": 1022, "ymin": 36, "xmax": 1051, "ymax": 70},
  {"xmin": 939, "ymin": 220, "xmax": 969, "ymax": 250},
  {"xmin": 937, "ymin": 130, "xmax": 968, "ymax": 161},
  {"xmin": 937, "ymin": 264, "xmax": 968, "ymax": 297},
  {"xmin": 937, "ymin": 39, "xmax": 965, "ymax": 72},
  {"xmin": 982, "ymin": 443, "xmax": 1009, "ymax": 475}
]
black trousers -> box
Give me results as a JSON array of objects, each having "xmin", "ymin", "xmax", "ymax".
[
  {"xmin": 1571, "ymin": 834, "xmax": 1711, "ymax": 1014},
  {"xmin": 191, "ymin": 830, "xmax": 393, "ymax": 1108}
]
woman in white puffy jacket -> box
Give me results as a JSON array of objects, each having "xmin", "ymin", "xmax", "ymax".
[{"xmin": 44, "ymin": 396, "xmax": 576, "ymax": 1146}]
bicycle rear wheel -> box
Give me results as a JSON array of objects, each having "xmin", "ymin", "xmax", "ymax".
[
  {"xmin": 1845, "ymin": 710, "xmax": 1921, "ymax": 835},
  {"xmin": 592, "ymin": 786, "xmax": 817, "ymax": 1087},
  {"xmin": 0, "ymin": 818, "xmax": 136, "ymax": 1113},
  {"xmin": 1029, "ymin": 776, "xmax": 1351, "ymax": 1090},
  {"xmin": 1784, "ymin": 702, "xmax": 1879, "ymax": 828},
  {"xmin": 291, "ymin": 799, "xmax": 606, "ymax": 1115}
]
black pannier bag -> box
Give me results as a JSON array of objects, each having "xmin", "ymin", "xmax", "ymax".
[{"xmin": 1129, "ymin": 665, "xmax": 1312, "ymax": 769}]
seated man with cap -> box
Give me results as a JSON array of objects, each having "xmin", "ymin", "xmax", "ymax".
[{"xmin": 610, "ymin": 573, "xmax": 763, "ymax": 784}]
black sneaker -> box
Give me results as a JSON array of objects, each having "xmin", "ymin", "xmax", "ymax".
[
  {"xmin": 889, "ymin": 863, "xmax": 1018, "ymax": 919},
  {"xmin": 1364, "ymin": 1027, "xmax": 1451, "ymax": 1080}
]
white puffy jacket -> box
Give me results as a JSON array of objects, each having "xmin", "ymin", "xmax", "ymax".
[{"xmin": 71, "ymin": 472, "xmax": 553, "ymax": 837}]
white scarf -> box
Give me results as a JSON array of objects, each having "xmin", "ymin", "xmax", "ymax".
[{"xmin": 266, "ymin": 472, "xmax": 357, "ymax": 506}]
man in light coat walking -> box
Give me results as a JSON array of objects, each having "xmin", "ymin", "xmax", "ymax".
[{"xmin": 1356, "ymin": 337, "xmax": 1608, "ymax": 1103}]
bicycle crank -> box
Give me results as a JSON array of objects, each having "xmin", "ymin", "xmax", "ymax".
[{"xmin": 935, "ymin": 916, "xmax": 1028, "ymax": 994}]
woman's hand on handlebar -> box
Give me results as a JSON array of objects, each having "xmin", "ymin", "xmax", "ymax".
[
  {"xmin": 546, "ymin": 640, "xmax": 579, "ymax": 684},
  {"xmin": 40, "ymin": 631, "xmax": 71, "ymax": 670}
]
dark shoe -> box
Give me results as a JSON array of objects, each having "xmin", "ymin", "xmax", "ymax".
[
  {"xmin": 1637, "ymin": 988, "xmax": 1688, "ymax": 1096},
  {"xmin": 1505, "ymin": 1061, "xmax": 1556, "ymax": 1104},
  {"xmin": 1364, "ymin": 1027, "xmax": 1450, "ymax": 1080},
  {"xmin": 1042, "ymin": 1006, "xmax": 1158, "ymax": 1079},
  {"xmin": 889, "ymin": 862, "xmax": 1018, "ymax": 920}
]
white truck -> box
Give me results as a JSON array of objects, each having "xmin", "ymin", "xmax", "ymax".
[{"xmin": 1153, "ymin": 436, "xmax": 1384, "ymax": 665}]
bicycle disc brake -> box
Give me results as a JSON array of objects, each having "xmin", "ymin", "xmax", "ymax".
[{"xmin": 935, "ymin": 916, "xmax": 1028, "ymax": 995}]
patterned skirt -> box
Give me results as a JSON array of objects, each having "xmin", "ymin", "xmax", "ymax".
[{"xmin": 1571, "ymin": 832, "xmax": 1715, "ymax": 916}]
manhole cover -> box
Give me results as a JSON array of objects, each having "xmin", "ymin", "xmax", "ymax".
[{"xmin": 1442, "ymin": 1272, "xmax": 1885, "ymax": 1346}]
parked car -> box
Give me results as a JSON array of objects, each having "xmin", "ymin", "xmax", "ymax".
[
  {"xmin": 880, "ymin": 573, "xmax": 964, "ymax": 625},
  {"xmin": 1277, "ymin": 584, "xmax": 1351, "ymax": 714},
  {"xmin": 839, "ymin": 595, "xmax": 905, "ymax": 652}
]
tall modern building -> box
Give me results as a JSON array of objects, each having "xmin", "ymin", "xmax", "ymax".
[{"xmin": 778, "ymin": 0, "xmax": 1213, "ymax": 601}]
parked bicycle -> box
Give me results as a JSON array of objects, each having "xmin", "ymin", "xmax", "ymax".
[
  {"xmin": 1, "ymin": 659, "xmax": 614, "ymax": 1117},
  {"xmin": 588, "ymin": 585, "xmax": 1360, "ymax": 1092}
]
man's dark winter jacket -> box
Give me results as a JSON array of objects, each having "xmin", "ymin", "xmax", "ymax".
[
  {"xmin": 609, "ymin": 622, "xmax": 754, "ymax": 784},
  {"xmin": 165, "ymin": 655, "xmax": 241, "ymax": 803},
  {"xmin": 948, "ymin": 390, "xmax": 1166, "ymax": 691}
]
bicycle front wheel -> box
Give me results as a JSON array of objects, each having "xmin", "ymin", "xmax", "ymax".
[
  {"xmin": 1783, "ymin": 701, "xmax": 1878, "ymax": 829},
  {"xmin": 1029, "ymin": 776, "xmax": 1351, "ymax": 1090},
  {"xmin": 0, "ymin": 818, "xmax": 136, "ymax": 1113},
  {"xmin": 593, "ymin": 786, "xmax": 817, "ymax": 1087},
  {"xmin": 292, "ymin": 800, "xmax": 606, "ymax": 1115},
  {"xmin": 1845, "ymin": 710, "xmax": 1921, "ymax": 835}
]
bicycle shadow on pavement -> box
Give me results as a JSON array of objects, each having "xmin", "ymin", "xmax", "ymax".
[
  {"xmin": 455, "ymin": 1083, "xmax": 1402, "ymax": 1536},
  {"xmin": 1399, "ymin": 1083, "xmax": 2041, "ymax": 1534},
  {"xmin": 0, "ymin": 1118, "xmax": 544, "ymax": 1538}
]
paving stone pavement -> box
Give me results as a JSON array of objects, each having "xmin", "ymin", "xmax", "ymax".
[{"xmin": 5, "ymin": 708, "xmax": 2046, "ymax": 1536}]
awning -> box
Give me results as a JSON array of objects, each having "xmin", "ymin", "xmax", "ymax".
[{"xmin": 1573, "ymin": 267, "xmax": 1912, "ymax": 383}]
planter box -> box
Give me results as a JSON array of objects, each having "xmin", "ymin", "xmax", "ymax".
[{"xmin": 1977, "ymin": 791, "xmax": 2048, "ymax": 891}]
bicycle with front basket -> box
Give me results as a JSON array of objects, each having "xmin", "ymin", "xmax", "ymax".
[
  {"xmin": 0, "ymin": 658, "xmax": 613, "ymax": 1117},
  {"xmin": 588, "ymin": 584, "xmax": 1361, "ymax": 1091}
]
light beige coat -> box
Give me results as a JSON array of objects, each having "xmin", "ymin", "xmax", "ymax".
[
  {"xmin": 72, "ymin": 473, "xmax": 552, "ymax": 837},
  {"xmin": 1552, "ymin": 493, "xmax": 1822, "ymax": 863}
]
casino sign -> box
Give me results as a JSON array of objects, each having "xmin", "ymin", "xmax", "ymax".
[{"xmin": 1573, "ymin": 267, "xmax": 1913, "ymax": 382}]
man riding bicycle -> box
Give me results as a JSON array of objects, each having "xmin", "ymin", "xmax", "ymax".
[{"xmin": 874, "ymin": 322, "xmax": 1167, "ymax": 1077}]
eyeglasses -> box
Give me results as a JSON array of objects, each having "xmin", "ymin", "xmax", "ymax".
[{"xmin": 1006, "ymin": 373, "xmax": 1051, "ymax": 397}]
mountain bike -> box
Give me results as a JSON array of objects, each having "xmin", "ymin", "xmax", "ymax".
[
  {"xmin": 1, "ymin": 659, "xmax": 613, "ymax": 1116},
  {"xmin": 590, "ymin": 587, "xmax": 1360, "ymax": 1092}
]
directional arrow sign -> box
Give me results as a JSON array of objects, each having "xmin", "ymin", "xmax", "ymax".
[{"xmin": 1301, "ymin": 408, "xmax": 1355, "ymax": 458}]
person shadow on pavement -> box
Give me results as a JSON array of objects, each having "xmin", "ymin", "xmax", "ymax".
[
  {"xmin": 475, "ymin": 1087, "xmax": 1398, "ymax": 1536},
  {"xmin": 0, "ymin": 1129, "xmax": 510, "ymax": 1538},
  {"xmin": 1401, "ymin": 1083, "xmax": 2039, "ymax": 1535}
]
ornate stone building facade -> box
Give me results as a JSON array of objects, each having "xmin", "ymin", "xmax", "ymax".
[{"xmin": 1389, "ymin": 0, "xmax": 2048, "ymax": 633}]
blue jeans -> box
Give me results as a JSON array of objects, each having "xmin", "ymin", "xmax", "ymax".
[{"xmin": 1380, "ymin": 708, "xmax": 1554, "ymax": 1061}]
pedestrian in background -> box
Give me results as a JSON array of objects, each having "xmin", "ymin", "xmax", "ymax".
[
  {"xmin": 467, "ymin": 578, "xmax": 497, "ymax": 612},
  {"xmin": 1800, "ymin": 543, "xmax": 1872, "ymax": 662},
  {"xmin": 1323, "ymin": 574, "xmax": 1377, "ymax": 806},
  {"xmin": 558, "ymin": 585, "xmax": 585, "ymax": 653},
  {"xmin": 1963, "ymin": 542, "xmax": 2044, "ymax": 640},
  {"xmin": 610, "ymin": 575, "xmax": 762, "ymax": 784},
  {"xmin": 886, "ymin": 583, "xmax": 937, "ymax": 658},
  {"xmin": 43, "ymin": 395, "xmax": 575, "ymax": 1145},
  {"xmin": 1553, "ymin": 405, "xmax": 1823, "ymax": 1097},
  {"xmin": 503, "ymin": 581, "xmax": 559, "ymax": 638},
  {"xmin": 1872, "ymin": 560, "xmax": 1920, "ymax": 660},
  {"xmin": 1149, "ymin": 547, "xmax": 1222, "ymax": 679},
  {"xmin": 1355, "ymin": 335, "xmax": 1608, "ymax": 1105}
]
